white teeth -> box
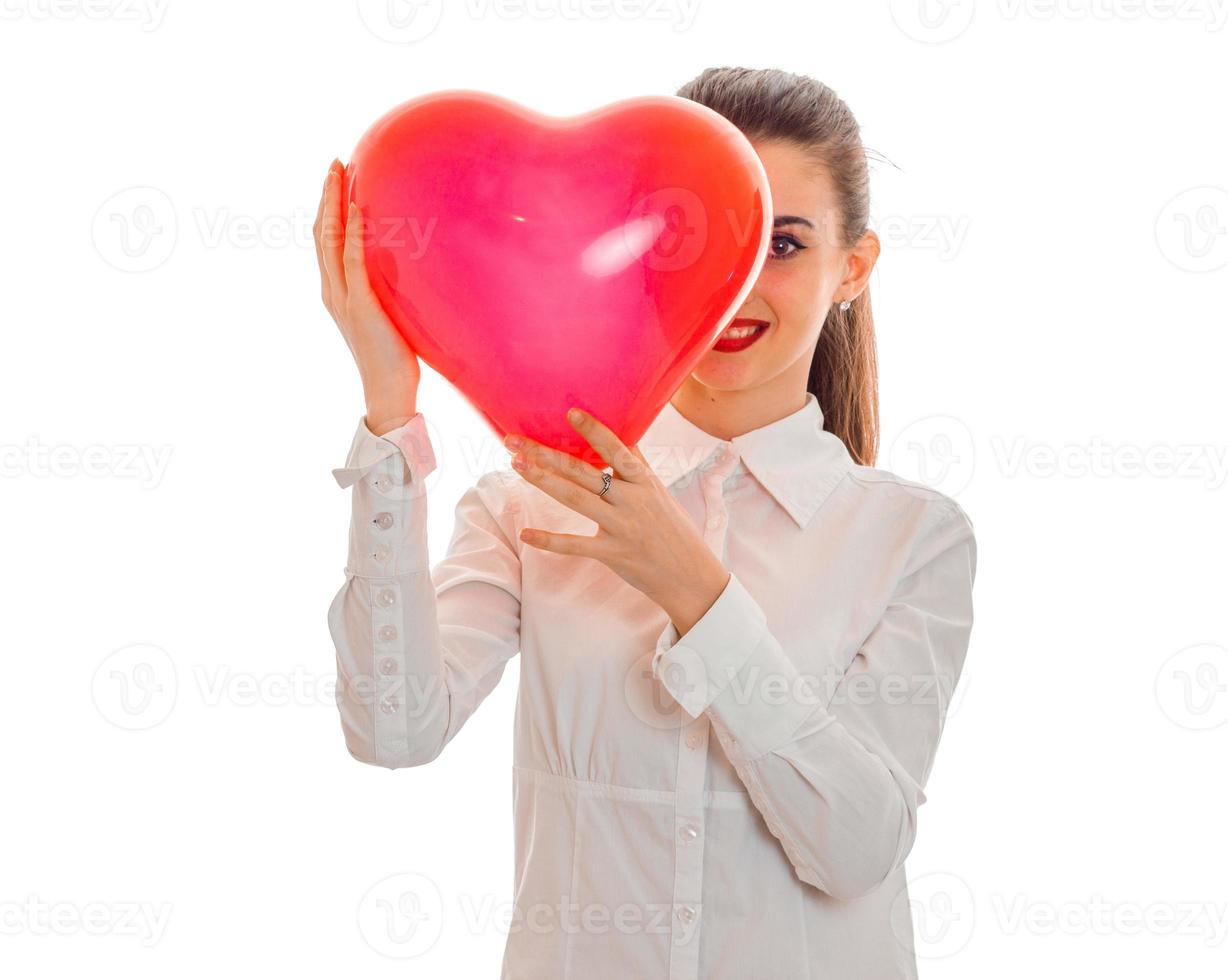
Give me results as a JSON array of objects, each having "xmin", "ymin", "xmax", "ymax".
[{"xmin": 721, "ymin": 323, "xmax": 765, "ymax": 339}]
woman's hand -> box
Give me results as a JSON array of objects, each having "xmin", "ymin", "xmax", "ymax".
[
  {"xmin": 505, "ymin": 408, "xmax": 731, "ymax": 637},
  {"xmin": 313, "ymin": 158, "xmax": 421, "ymax": 436}
]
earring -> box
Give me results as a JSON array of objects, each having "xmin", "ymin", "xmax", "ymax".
[{"xmin": 839, "ymin": 299, "xmax": 851, "ymax": 312}]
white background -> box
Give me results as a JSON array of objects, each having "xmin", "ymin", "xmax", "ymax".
[{"xmin": 2, "ymin": 0, "xmax": 1226, "ymax": 976}]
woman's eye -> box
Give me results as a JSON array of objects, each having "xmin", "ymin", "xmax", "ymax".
[{"xmin": 769, "ymin": 234, "xmax": 804, "ymax": 260}]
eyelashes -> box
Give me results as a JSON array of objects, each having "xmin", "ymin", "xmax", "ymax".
[{"xmin": 769, "ymin": 233, "xmax": 806, "ymax": 261}]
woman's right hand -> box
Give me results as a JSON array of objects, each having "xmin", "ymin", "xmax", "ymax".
[{"xmin": 314, "ymin": 158, "xmax": 421, "ymax": 436}]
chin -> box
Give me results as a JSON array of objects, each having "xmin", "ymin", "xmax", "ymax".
[{"xmin": 690, "ymin": 358, "xmax": 762, "ymax": 391}]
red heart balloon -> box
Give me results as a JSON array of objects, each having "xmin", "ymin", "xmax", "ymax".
[{"xmin": 343, "ymin": 90, "xmax": 771, "ymax": 462}]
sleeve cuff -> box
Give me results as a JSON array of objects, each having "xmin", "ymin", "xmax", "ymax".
[
  {"xmin": 331, "ymin": 413, "xmax": 437, "ymax": 493},
  {"xmin": 651, "ymin": 571, "xmax": 819, "ymax": 760},
  {"xmin": 331, "ymin": 413, "xmax": 437, "ymax": 576},
  {"xmin": 651, "ymin": 571, "xmax": 767, "ymax": 720}
]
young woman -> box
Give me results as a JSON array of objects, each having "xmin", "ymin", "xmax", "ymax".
[{"xmin": 316, "ymin": 67, "xmax": 977, "ymax": 980}]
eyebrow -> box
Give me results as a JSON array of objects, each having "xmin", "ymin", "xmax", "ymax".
[{"xmin": 773, "ymin": 215, "xmax": 815, "ymax": 230}]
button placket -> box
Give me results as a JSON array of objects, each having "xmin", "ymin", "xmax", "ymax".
[
  {"xmin": 699, "ymin": 445, "xmax": 737, "ymax": 555},
  {"xmin": 664, "ymin": 444, "xmax": 736, "ymax": 977},
  {"xmin": 371, "ymin": 581, "xmax": 403, "ymax": 744},
  {"xmin": 667, "ymin": 711, "xmax": 710, "ymax": 979}
]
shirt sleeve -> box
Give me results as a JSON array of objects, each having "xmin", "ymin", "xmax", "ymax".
[
  {"xmin": 327, "ymin": 413, "xmax": 522, "ymax": 770},
  {"xmin": 651, "ymin": 501, "xmax": 977, "ymax": 900}
]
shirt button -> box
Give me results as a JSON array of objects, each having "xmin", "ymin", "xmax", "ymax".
[
  {"xmin": 706, "ymin": 513, "xmax": 724, "ymax": 530},
  {"xmin": 378, "ymin": 657, "xmax": 398, "ymax": 675},
  {"xmin": 371, "ymin": 544, "xmax": 392, "ymax": 563},
  {"xmin": 685, "ymin": 732, "xmax": 703, "ymax": 749},
  {"xmin": 678, "ymin": 822, "xmax": 699, "ymax": 844},
  {"xmin": 379, "ymin": 696, "xmax": 399, "ymax": 714},
  {"xmin": 376, "ymin": 588, "xmax": 397, "ymax": 608},
  {"xmin": 372, "ymin": 476, "xmax": 392, "ymax": 492},
  {"xmin": 676, "ymin": 904, "xmax": 697, "ymax": 924},
  {"xmin": 373, "ymin": 512, "xmax": 394, "ymax": 530},
  {"xmin": 377, "ymin": 624, "xmax": 398, "ymax": 643}
]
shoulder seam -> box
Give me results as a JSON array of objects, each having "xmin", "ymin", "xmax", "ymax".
[{"xmin": 846, "ymin": 466, "xmax": 958, "ymax": 506}]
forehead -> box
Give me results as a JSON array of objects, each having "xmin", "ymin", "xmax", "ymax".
[{"xmin": 749, "ymin": 139, "xmax": 836, "ymax": 220}]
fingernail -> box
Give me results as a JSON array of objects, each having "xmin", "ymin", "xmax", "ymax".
[
  {"xmin": 568, "ymin": 408, "xmax": 582, "ymax": 424},
  {"xmin": 504, "ymin": 434, "xmax": 524, "ymax": 450}
]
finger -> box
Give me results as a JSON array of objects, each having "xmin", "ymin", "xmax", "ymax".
[
  {"xmin": 512, "ymin": 436, "xmax": 609, "ymax": 496},
  {"xmin": 520, "ymin": 526, "xmax": 602, "ymax": 558},
  {"xmin": 342, "ymin": 198, "xmax": 375, "ymax": 301},
  {"xmin": 567, "ymin": 408, "xmax": 651, "ymax": 484},
  {"xmin": 320, "ymin": 161, "xmax": 348, "ymax": 308},
  {"xmin": 628, "ymin": 442, "xmax": 650, "ymax": 469},
  {"xmin": 514, "ymin": 454, "xmax": 612, "ymax": 527},
  {"xmin": 313, "ymin": 160, "xmax": 336, "ymax": 309}
]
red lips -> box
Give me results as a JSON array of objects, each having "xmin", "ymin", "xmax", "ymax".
[{"xmin": 712, "ymin": 317, "xmax": 770, "ymax": 353}]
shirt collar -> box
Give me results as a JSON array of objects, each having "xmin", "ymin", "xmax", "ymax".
[{"xmin": 639, "ymin": 391, "xmax": 853, "ymax": 530}]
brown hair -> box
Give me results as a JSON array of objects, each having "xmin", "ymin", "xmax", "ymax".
[{"xmin": 675, "ymin": 66, "xmax": 880, "ymax": 466}]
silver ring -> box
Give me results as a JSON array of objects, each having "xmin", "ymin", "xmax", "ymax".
[{"xmin": 597, "ymin": 471, "xmax": 612, "ymax": 497}]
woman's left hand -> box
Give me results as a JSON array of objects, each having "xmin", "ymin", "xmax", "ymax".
[{"xmin": 505, "ymin": 406, "xmax": 731, "ymax": 637}]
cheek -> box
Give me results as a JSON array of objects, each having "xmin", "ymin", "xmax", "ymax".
[{"xmin": 760, "ymin": 265, "xmax": 828, "ymax": 334}]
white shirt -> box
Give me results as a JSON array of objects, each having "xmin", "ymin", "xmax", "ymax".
[{"xmin": 328, "ymin": 391, "xmax": 977, "ymax": 979}]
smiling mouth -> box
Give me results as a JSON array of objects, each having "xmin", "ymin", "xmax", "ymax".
[{"xmin": 713, "ymin": 317, "xmax": 770, "ymax": 352}]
